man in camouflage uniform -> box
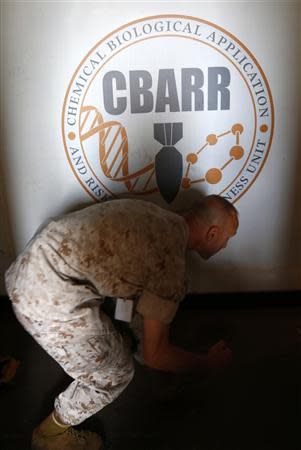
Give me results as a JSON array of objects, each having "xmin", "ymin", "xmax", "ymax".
[{"xmin": 5, "ymin": 195, "xmax": 238, "ymax": 450}]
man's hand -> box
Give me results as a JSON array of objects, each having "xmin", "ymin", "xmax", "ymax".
[{"xmin": 207, "ymin": 340, "xmax": 233, "ymax": 375}]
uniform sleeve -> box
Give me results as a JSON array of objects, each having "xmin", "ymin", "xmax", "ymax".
[{"xmin": 136, "ymin": 290, "xmax": 181, "ymax": 324}]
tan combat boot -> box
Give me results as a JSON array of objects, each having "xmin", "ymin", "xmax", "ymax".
[{"xmin": 31, "ymin": 412, "xmax": 103, "ymax": 450}]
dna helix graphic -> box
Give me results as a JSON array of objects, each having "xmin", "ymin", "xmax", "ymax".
[
  {"xmin": 80, "ymin": 105, "xmax": 158, "ymax": 195},
  {"xmin": 79, "ymin": 105, "xmax": 245, "ymax": 202}
]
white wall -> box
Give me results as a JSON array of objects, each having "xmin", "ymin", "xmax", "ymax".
[
  {"xmin": 0, "ymin": 162, "xmax": 15, "ymax": 294},
  {"xmin": 1, "ymin": 1, "xmax": 300, "ymax": 293}
]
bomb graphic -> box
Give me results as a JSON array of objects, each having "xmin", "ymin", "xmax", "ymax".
[{"xmin": 154, "ymin": 122, "xmax": 183, "ymax": 203}]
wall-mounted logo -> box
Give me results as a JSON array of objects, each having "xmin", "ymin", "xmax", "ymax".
[{"xmin": 62, "ymin": 15, "xmax": 274, "ymax": 203}]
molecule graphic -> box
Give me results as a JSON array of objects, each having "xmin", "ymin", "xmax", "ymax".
[
  {"xmin": 75, "ymin": 105, "xmax": 245, "ymax": 202},
  {"xmin": 182, "ymin": 123, "xmax": 244, "ymax": 190}
]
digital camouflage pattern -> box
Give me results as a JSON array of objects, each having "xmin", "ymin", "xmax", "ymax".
[{"xmin": 5, "ymin": 199, "xmax": 188, "ymax": 425}]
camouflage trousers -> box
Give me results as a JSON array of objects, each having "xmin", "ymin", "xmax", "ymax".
[{"xmin": 13, "ymin": 304, "xmax": 142, "ymax": 426}]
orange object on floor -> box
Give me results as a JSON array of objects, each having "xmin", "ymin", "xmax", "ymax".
[{"xmin": 0, "ymin": 356, "xmax": 20, "ymax": 384}]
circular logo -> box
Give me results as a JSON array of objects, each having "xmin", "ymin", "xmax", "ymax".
[{"xmin": 62, "ymin": 15, "xmax": 274, "ymax": 204}]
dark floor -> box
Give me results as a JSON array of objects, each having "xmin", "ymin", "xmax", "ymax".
[{"xmin": 0, "ymin": 295, "xmax": 301, "ymax": 450}]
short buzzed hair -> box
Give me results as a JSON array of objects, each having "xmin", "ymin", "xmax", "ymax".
[{"xmin": 188, "ymin": 195, "xmax": 238, "ymax": 228}]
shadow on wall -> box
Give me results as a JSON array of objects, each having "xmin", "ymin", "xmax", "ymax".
[
  {"xmin": 187, "ymin": 250, "xmax": 301, "ymax": 294},
  {"xmin": 46, "ymin": 185, "xmax": 208, "ymax": 218},
  {"xmin": 186, "ymin": 255, "xmax": 255, "ymax": 294},
  {"xmin": 280, "ymin": 52, "xmax": 301, "ymax": 289},
  {"xmin": 275, "ymin": 7, "xmax": 301, "ymax": 290}
]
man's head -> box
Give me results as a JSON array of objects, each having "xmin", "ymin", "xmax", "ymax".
[{"xmin": 183, "ymin": 195, "xmax": 239, "ymax": 259}]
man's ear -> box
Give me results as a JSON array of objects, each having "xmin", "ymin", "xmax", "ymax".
[{"xmin": 206, "ymin": 225, "xmax": 219, "ymax": 242}]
